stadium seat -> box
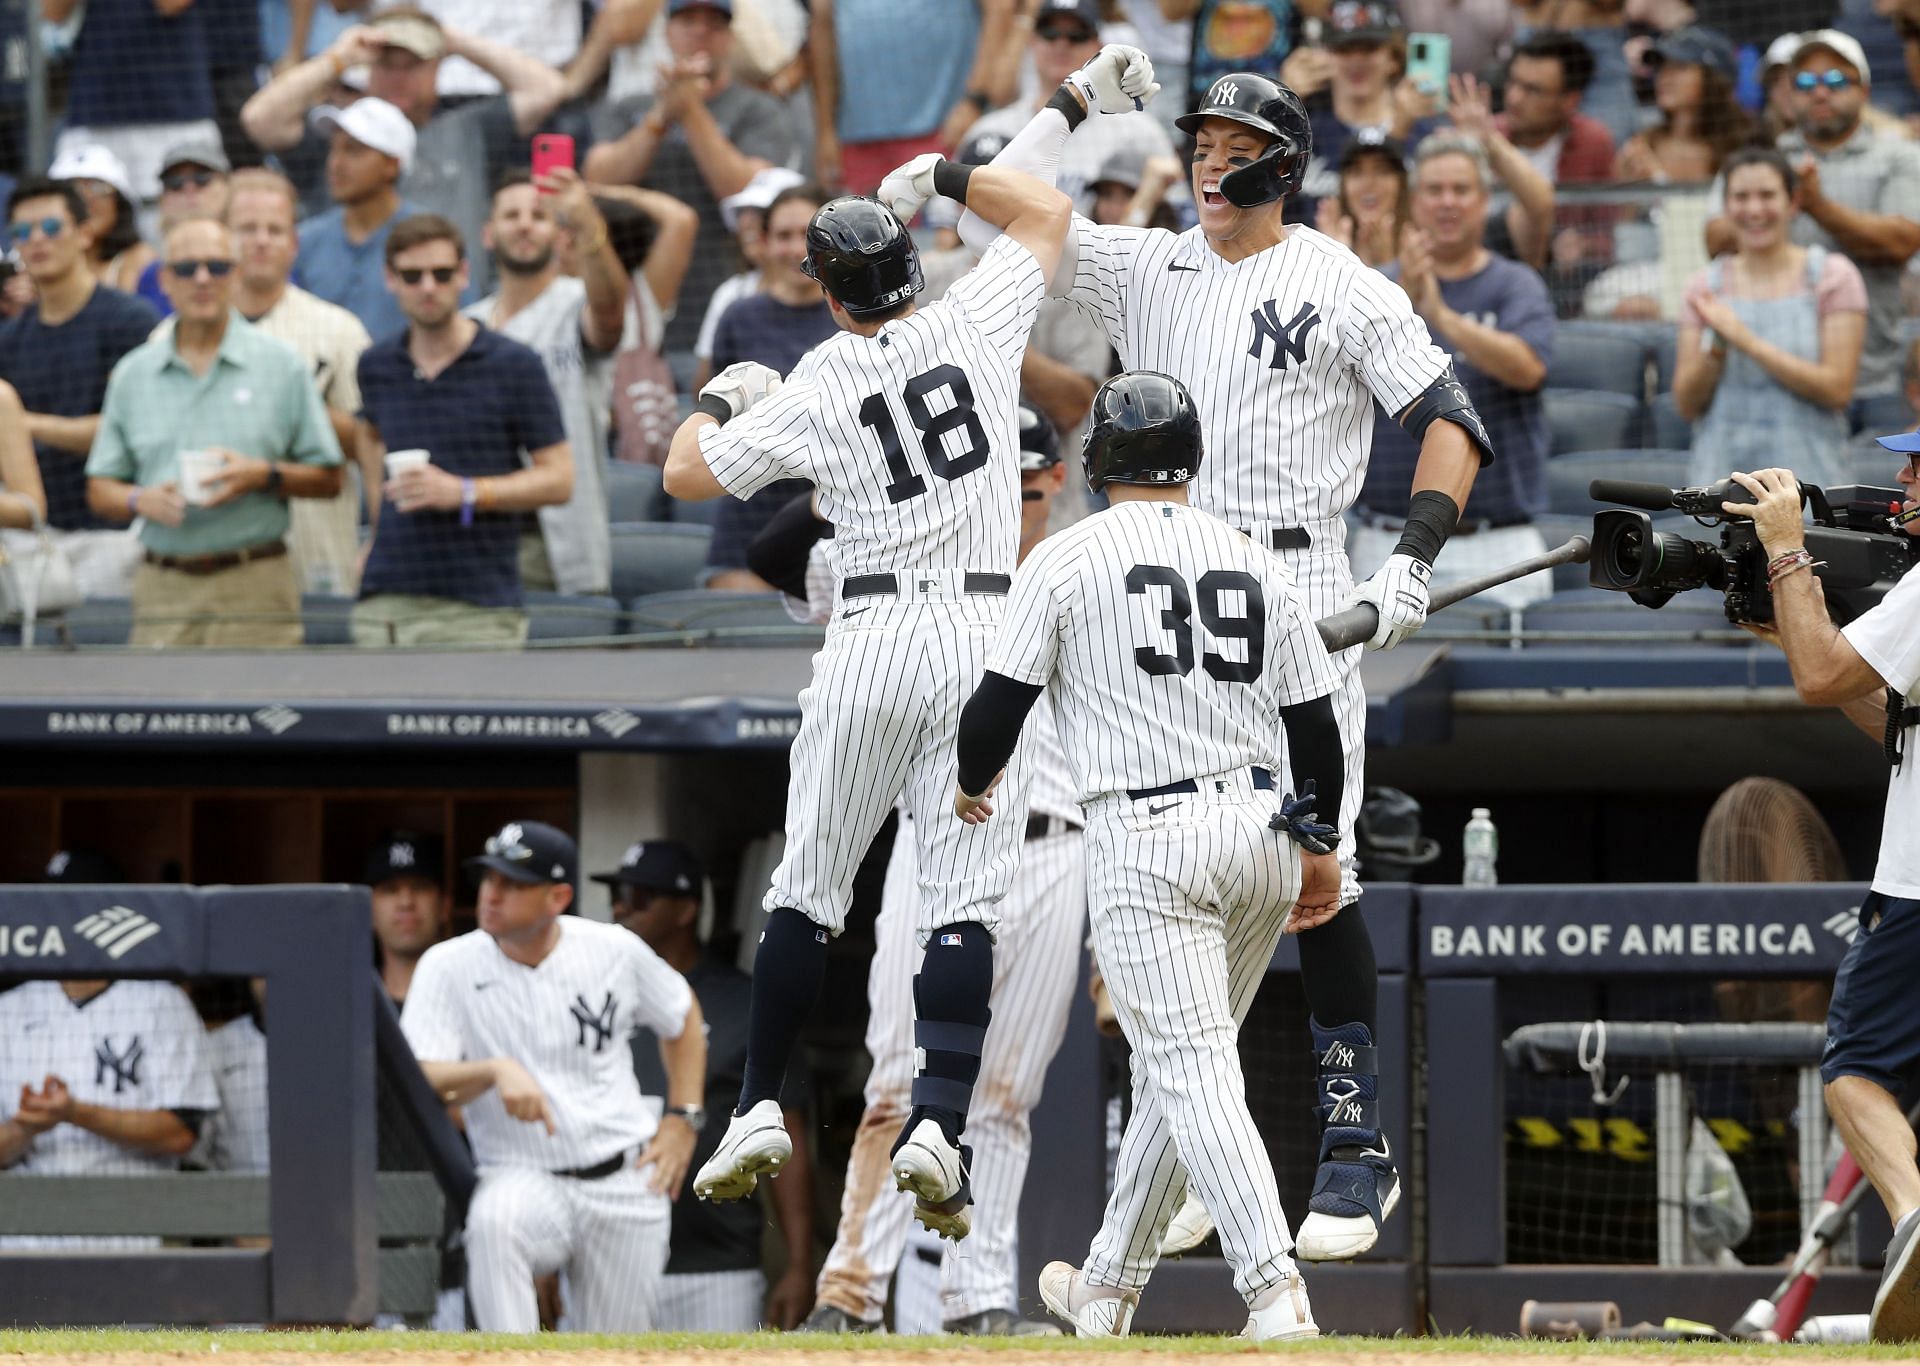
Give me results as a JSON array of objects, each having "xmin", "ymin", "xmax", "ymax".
[
  {"xmin": 1546, "ymin": 323, "xmax": 1649, "ymax": 399},
  {"xmin": 523, "ymin": 592, "xmax": 624, "ymax": 641},
  {"xmin": 1545, "ymin": 388, "xmax": 1643, "ymax": 455},
  {"xmin": 58, "ymin": 598, "xmax": 132, "ymax": 646},
  {"xmin": 1647, "ymin": 325, "xmax": 1677, "ymax": 394},
  {"xmin": 626, "ymin": 589, "xmax": 824, "ymax": 645},
  {"xmin": 1533, "ymin": 515, "xmax": 1594, "ymax": 592},
  {"xmin": 604, "ymin": 460, "xmax": 665, "ymax": 524},
  {"xmin": 303, "ymin": 594, "xmax": 354, "ymax": 646},
  {"xmin": 1839, "ymin": 435, "xmax": 1911, "ymax": 492},
  {"xmin": 663, "ymin": 495, "xmax": 720, "ymax": 526},
  {"xmin": 1851, "ymin": 391, "xmax": 1914, "ymax": 438},
  {"xmin": 1523, "ymin": 587, "xmax": 1736, "ymax": 643},
  {"xmin": 609, "ymin": 522, "xmax": 711, "ymax": 599},
  {"xmin": 1648, "ymin": 391, "xmax": 1692, "ymax": 451},
  {"xmin": 1545, "ymin": 449, "xmax": 1690, "ymax": 516}
]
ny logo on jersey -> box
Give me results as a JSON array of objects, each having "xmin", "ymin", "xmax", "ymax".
[
  {"xmin": 570, "ymin": 992, "xmax": 617, "ymax": 1052},
  {"xmin": 95, "ymin": 1035, "xmax": 144, "ymax": 1094},
  {"xmin": 1247, "ymin": 299, "xmax": 1322, "ymax": 371}
]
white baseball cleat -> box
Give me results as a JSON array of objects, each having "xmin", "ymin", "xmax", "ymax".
[
  {"xmin": 1296, "ymin": 1155, "xmax": 1401, "ymax": 1261},
  {"xmin": 1160, "ymin": 1187, "xmax": 1215, "ymax": 1257},
  {"xmin": 1242, "ymin": 1271, "xmax": 1320, "ymax": 1342},
  {"xmin": 1038, "ymin": 1260, "xmax": 1138, "ymax": 1338},
  {"xmin": 692, "ymin": 1098, "xmax": 791, "ymax": 1202},
  {"xmin": 891, "ymin": 1117, "xmax": 972, "ymax": 1241}
]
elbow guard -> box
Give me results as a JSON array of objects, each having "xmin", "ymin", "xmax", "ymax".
[{"xmin": 1400, "ymin": 366, "xmax": 1495, "ymax": 467}]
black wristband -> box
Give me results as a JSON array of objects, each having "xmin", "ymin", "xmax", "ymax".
[
  {"xmin": 931, "ymin": 158, "xmax": 976, "ymax": 203},
  {"xmin": 1046, "ymin": 85, "xmax": 1088, "ymax": 131},
  {"xmin": 1393, "ymin": 489, "xmax": 1461, "ymax": 567},
  {"xmin": 694, "ymin": 393, "xmax": 734, "ymax": 425},
  {"xmin": 965, "ymin": 87, "xmax": 991, "ymax": 109}
]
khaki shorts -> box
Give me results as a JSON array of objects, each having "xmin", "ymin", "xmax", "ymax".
[
  {"xmin": 130, "ymin": 554, "xmax": 302, "ymax": 649},
  {"xmin": 351, "ymin": 594, "xmax": 529, "ymax": 648}
]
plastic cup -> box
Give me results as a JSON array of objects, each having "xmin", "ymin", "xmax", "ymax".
[
  {"xmin": 177, "ymin": 449, "xmax": 224, "ymax": 506},
  {"xmin": 384, "ymin": 448, "xmax": 431, "ymax": 481}
]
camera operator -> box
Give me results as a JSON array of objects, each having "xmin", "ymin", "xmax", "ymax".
[{"xmin": 1726, "ymin": 455, "xmax": 1920, "ymax": 1342}]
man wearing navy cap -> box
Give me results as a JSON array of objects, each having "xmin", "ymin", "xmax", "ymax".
[
  {"xmin": 365, "ymin": 831, "xmax": 447, "ymax": 1007},
  {"xmin": 598, "ymin": 839, "xmax": 817, "ymax": 1330}
]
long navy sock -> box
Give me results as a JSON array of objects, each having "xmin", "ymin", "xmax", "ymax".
[
  {"xmin": 1296, "ymin": 902, "xmax": 1376, "ymax": 1032},
  {"xmin": 900, "ymin": 920, "xmax": 993, "ymax": 1147},
  {"xmin": 737, "ymin": 907, "xmax": 830, "ymax": 1114}
]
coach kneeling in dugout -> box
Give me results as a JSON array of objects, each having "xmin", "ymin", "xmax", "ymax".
[{"xmin": 1728, "ymin": 449, "xmax": 1920, "ymax": 1342}]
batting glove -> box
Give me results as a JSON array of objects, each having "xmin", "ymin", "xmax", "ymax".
[
  {"xmin": 1269, "ymin": 780, "xmax": 1339, "ymax": 855},
  {"xmin": 1343, "ymin": 552, "xmax": 1432, "ymax": 650},
  {"xmin": 1064, "ymin": 44, "xmax": 1160, "ymax": 116},
  {"xmin": 700, "ymin": 361, "xmax": 782, "ymax": 422},
  {"xmin": 876, "ymin": 151, "xmax": 944, "ymax": 226}
]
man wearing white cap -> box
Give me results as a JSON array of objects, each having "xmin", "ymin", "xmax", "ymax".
[
  {"xmin": 295, "ymin": 97, "xmax": 423, "ymax": 341},
  {"xmin": 693, "ymin": 166, "xmax": 806, "ymax": 392},
  {"xmin": 1708, "ymin": 29, "xmax": 1920, "ymax": 400}
]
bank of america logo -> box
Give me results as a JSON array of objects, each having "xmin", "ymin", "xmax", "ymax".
[
  {"xmin": 593, "ymin": 708, "xmax": 640, "ymax": 739},
  {"xmin": 1823, "ymin": 908, "xmax": 1860, "ymax": 945},
  {"xmin": 74, "ymin": 907, "xmax": 163, "ymax": 960},
  {"xmin": 253, "ymin": 705, "xmax": 303, "ymax": 735}
]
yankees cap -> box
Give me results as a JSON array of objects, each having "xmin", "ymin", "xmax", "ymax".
[
  {"xmin": 43, "ymin": 848, "xmax": 125, "ymax": 884},
  {"xmin": 364, "ymin": 830, "xmax": 445, "ymax": 887},
  {"xmin": 466, "ymin": 819, "xmax": 577, "ymax": 887},
  {"xmin": 591, "ymin": 839, "xmax": 704, "ymax": 894}
]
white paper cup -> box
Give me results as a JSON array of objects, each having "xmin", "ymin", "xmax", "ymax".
[
  {"xmin": 177, "ymin": 449, "xmax": 224, "ymax": 506},
  {"xmin": 384, "ymin": 448, "xmax": 431, "ymax": 481}
]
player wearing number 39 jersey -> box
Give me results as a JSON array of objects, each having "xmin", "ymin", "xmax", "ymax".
[
  {"xmin": 953, "ymin": 371, "xmax": 1345, "ymax": 1341},
  {"xmin": 664, "ymin": 158, "xmax": 1079, "ymax": 1242}
]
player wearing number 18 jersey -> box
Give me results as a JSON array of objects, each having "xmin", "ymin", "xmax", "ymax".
[
  {"xmin": 952, "ymin": 372, "xmax": 1345, "ymax": 1341},
  {"xmin": 664, "ymin": 160, "xmax": 1076, "ymax": 1241}
]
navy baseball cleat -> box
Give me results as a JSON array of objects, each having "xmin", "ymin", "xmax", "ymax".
[{"xmin": 1296, "ymin": 1018, "xmax": 1401, "ymax": 1261}]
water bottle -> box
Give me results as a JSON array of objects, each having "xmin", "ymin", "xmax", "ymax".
[{"xmin": 1463, "ymin": 807, "xmax": 1499, "ymax": 887}]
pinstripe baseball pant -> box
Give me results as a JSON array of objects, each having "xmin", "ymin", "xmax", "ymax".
[
  {"xmin": 653, "ymin": 1269, "xmax": 766, "ymax": 1331},
  {"xmin": 815, "ymin": 817, "xmax": 1086, "ymax": 1322},
  {"xmin": 1078, "ymin": 771, "xmax": 1303, "ymax": 1304},
  {"xmin": 464, "ymin": 1164, "xmax": 670, "ymax": 1332}
]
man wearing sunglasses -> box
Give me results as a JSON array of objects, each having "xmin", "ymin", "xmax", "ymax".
[
  {"xmin": 128, "ymin": 141, "xmax": 235, "ymax": 319},
  {"xmin": 1706, "ymin": 30, "xmax": 1920, "ymax": 403},
  {"xmin": 83, "ymin": 217, "xmax": 345, "ymax": 648}
]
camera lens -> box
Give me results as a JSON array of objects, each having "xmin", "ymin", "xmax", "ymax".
[{"xmin": 1590, "ymin": 509, "xmax": 1723, "ymax": 595}]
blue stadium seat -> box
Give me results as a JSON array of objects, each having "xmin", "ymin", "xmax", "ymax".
[
  {"xmin": 1648, "ymin": 391, "xmax": 1692, "ymax": 451},
  {"xmin": 1522, "ymin": 587, "xmax": 1736, "ymax": 644},
  {"xmin": 303, "ymin": 594, "xmax": 354, "ymax": 646},
  {"xmin": 1850, "ymin": 391, "xmax": 1914, "ymax": 438},
  {"xmin": 626, "ymin": 590, "xmax": 825, "ymax": 645},
  {"xmin": 1840, "ymin": 434, "xmax": 1911, "ymax": 492},
  {"xmin": 1545, "ymin": 323, "xmax": 1650, "ymax": 399},
  {"xmin": 60, "ymin": 598, "xmax": 132, "ymax": 646},
  {"xmin": 609, "ymin": 522, "xmax": 712, "ymax": 600},
  {"xmin": 1545, "ymin": 449, "xmax": 1690, "ymax": 516},
  {"xmin": 523, "ymin": 592, "xmax": 624, "ymax": 641},
  {"xmin": 663, "ymin": 495, "xmax": 720, "ymax": 526},
  {"xmin": 604, "ymin": 460, "xmax": 665, "ymax": 524},
  {"xmin": 1545, "ymin": 388, "xmax": 1643, "ymax": 455},
  {"xmin": 1647, "ymin": 325, "xmax": 1677, "ymax": 394}
]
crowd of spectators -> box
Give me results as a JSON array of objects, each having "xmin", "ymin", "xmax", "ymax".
[{"xmin": 2, "ymin": 0, "xmax": 1919, "ymax": 647}]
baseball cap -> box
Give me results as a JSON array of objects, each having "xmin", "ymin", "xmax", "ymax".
[
  {"xmin": 719, "ymin": 165, "xmax": 805, "ymax": 234},
  {"xmin": 1875, "ymin": 430, "xmax": 1920, "ymax": 453},
  {"xmin": 1035, "ymin": 0, "xmax": 1100, "ymax": 37},
  {"xmin": 1792, "ymin": 28, "xmax": 1871, "ymax": 86},
  {"xmin": 159, "ymin": 138, "xmax": 231, "ymax": 178},
  {"xmin": 1325, "ymin": 0, "xmax": 1402, "ymax": 50},
  {"xmin": 370, "ymin": 10, "xmax": 448, "ymax": 61},
  {"xmin": 1018, "ymin": 403, "xmax": 1062, "ymax": 472},
  {"xmin": 957, "ymin": 129, "xmax": 1012, "ymax": 168},
  {"xmin": 1089, "ymin": 144, "xmax": 1148, "ymax": 192},
  {"xmin": 47, "ymin": 144, "xmax": 136, "ymax": 205},
  {"xmin": 364, "ymin": 831, "xmax": 445, "ymax": 887},
  {"xmin": 312, "ymin": 97, "xmax": 417, "ymax": 174},
  {"xmin": 43, "ymin": 849, "xmax": 125, "ymax": 884},
  {"xmin": 591, "ymin": 839, "xmax": 705, "ymax": 894},
  {"xmin": 1647, "ymin": 27, "xmax": 1738, "ymax": 83},
  {"xmin": 1338, "ymin": 126, "xmax": 1408, "ymax": 172},
  {"xmin": 668, "ymin": 0, "xmax": 734, "ymax": 16},
  {"xmin": 466, "ymin": 820, "xmax": 577, "ymax": 886}
]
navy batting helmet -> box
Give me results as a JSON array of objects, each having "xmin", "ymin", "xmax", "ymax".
[
  {"xmin": 1082, "ymin": 371, "xmax": 1203, "ymax": 495},
  {"xmin": 1175, "ymin": 72, "xmax": 1312, "ymax": 207},
  {"xmin": 1017, "ymin": 402, "xmax": 1061, "ymax": 473},
  {"xmin": 802, "ymin": 196, "xmax": 924, "ymax": 319}
]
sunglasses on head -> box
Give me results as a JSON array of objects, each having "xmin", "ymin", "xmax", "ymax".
[
  {"xmin": 1794, "ymin": 69, "xmax": 1858, "ymax": 91},
  {"xmin": 9, "ymin": 217, "xmax": 64, "ymax": 243},
  {"xmin": 485, "ymin": 832, "xmax": 533, "ymax": 861},
  {"xmin": 161, "ymin": 169, "xmax": 220, "ymax": 193},
  {"xmin": 167, "ymin": 258, "xmax": 234, "ymax": 279},
  {"xmin": 396, "ymin": 265, "xmax": 459, "ymax": 285}
]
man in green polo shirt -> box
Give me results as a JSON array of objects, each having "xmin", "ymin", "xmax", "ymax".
[{"xmin": 86, "ymin": 218, "xmax": 344, "ymax": 648}]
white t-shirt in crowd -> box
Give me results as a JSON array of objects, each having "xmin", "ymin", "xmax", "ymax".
[{"xmin": 1842, "ymin": 559, "xmax": 1920, "ymax": 897}]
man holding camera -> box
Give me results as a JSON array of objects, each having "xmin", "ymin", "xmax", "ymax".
[{"xmin": 1728, "ymin": 451, "xmax": 1920, "ymax": 1342}]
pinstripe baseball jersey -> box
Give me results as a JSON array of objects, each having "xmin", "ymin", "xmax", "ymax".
[
  {"xmin": 989, "ymin": 499, "xmax": 1338, "ymax": 799},
  {"xmin": 1064, "ymin": 221, "xmax": 1451, "ymax": 528},
  {"xmin": 0, "ymin": 981, "xmax": 218, "ymax": 1174},
  {"xmin": 194, "ymin": 1013, "xmax": 270, "ymax": 1173},
  {"xmin": 402, "ymin": 918, "xmax": 692, "ymax": 1171},
  {"xmin": 696, "ymin": 236, "xmax": 1045, "ymax": 580}
]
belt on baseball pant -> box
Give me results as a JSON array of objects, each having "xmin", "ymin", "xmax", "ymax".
[
  {"xmin": 1239, "ymin": 526, "xmax": 1313, "ymax": 551},
  {"xmin": 841, "ymin": 571, "xmax": 1011, "ymax": 600},
  {"xmin": 1024, "ymin": 813, "xmax": 1081, "ymax": 840},
  {"xmin": 552, "ymin": 1150, "xmax": 629, "ymax": 1180},
  {"xmin": 1125, "ymin": 766, "xmax": 1275, "ymax": 802},
  {"xmin": 1357, "ymin": 508, "xmax": 1529, "ymax": 538},
  {"xmin": 144, "ymin": 538, "xmax": 287, "ymax": 575}
]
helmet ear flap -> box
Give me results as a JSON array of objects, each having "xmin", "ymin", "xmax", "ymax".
[{"xmin": 1218, "ymin": 136, "xmax": 1303, "ymax": 208}]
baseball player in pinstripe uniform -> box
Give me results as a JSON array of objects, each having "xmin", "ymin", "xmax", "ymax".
[
  {"xmin": 886, "ymin": 59, "xmax": 1496, "ymax": 1262},
  {"xmin": 400, "ymin": 820, "xmax": 708, "ymax": 1332},
  {"xmin": 753, "ymin": 406, "xmax": 1087, "ymax": 1332},
  {"xmin": 663, "ymin": 100, "xmax": 1153, "ymax": 1236},
  {"xmin": 953, "ymin": 371, "xmax": 1343, "ymax": 1340}
]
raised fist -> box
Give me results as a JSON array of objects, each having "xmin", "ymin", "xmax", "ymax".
[{"xmin": 1064, "ymin": 44, "xmax": 1159, "ymax": 116}]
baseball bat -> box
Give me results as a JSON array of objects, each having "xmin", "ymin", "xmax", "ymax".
[{"xmin": 1316, "ymin": 535, "xmax": 1592, "ymax": 651}]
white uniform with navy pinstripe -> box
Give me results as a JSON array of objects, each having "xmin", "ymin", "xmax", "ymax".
[
  {"xmin": 695, "ymin": 235, "xmax": 1049, "ymax": 942},
  {"xmin": 988, "ymin": 498, "xmax": 1339, "ymax": 1304},
  {"xmin": 401, "ymin": 919, "xmax": 693, "ymax": 1332}
]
